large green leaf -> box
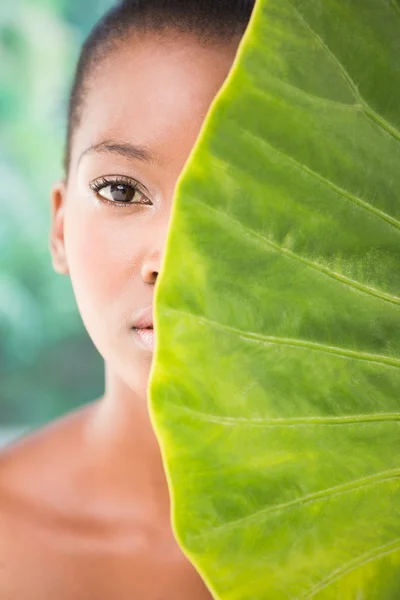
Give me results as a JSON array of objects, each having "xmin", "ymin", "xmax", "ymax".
[{"xmin": 149, "ymin": 0, "xmax": 400, "ymax": 598}]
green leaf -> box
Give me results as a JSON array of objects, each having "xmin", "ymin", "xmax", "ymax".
[{"xmin": 149, "ymin": 0, "xmax": 400, "ymax": 598}]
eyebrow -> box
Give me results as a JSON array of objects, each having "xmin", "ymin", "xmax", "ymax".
[{"xmin": 77, "ymin": 140, "xmax": 159, "ymax": 167}]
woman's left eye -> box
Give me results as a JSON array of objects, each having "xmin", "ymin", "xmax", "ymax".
[{"xmin": 90, "ymin": 177, "xmax": 152, "ymax": 207}]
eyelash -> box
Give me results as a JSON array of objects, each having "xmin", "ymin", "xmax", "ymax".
[{"xmin": 89, "ymin": 175, "xmax": 152, "ymax": 208}]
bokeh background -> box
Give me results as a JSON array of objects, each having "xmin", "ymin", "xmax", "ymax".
[{"xmin": 0, "ymin": 0, "xmax": 116, "ymax": 445}]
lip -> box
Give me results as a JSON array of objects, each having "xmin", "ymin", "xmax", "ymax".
[
  {"xmin": 131, "ymin": 304, "xmax": 154, "ymax": 352},
  {"xmin": 132, "ymin": 305, "xmax": 153, "ymax": 329},
  {"xmin": 132, "ymin": 327, "xmax": 155, "ymax": 352}
]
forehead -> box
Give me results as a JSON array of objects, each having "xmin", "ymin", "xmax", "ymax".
[{"xmin": 70, "ymin": 32, "xmax": 238, "ymax": 172}]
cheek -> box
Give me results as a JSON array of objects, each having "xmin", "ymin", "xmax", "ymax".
[{"xmin": 63, "ymin": 202, "xmax": 139, "ymax": 330}]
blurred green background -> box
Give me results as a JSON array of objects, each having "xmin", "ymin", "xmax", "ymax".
[{"xmin": 0, "ymin": 0, "xmax": 116, "ymax": 444}]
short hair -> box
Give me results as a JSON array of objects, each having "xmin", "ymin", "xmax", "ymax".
[{"xmin": 64, "ymin": 0, "xmax": 256, "ymax": 176}]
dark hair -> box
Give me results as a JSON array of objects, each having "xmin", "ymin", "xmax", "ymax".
[{"xmin": 63, "ymin": 0, "xmax": 255, "ymax": 176}]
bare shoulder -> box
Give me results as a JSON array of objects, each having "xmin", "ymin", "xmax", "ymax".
[
  {"xmin": 0, "ymin": 401, "xmax": 99, "ymax": 528},
  {"xmin": 0, "ymin": 401, "xmax": 97, "ymax": 500},
  {"xmin": 0, "ymin": 402, "xmax": 100, "ymax": 599},
  {"xmin": 0, "ymin": 402, "xmax": 213, "ymax": 600}
]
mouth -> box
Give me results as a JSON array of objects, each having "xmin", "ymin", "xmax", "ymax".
[
  {"xmin": 132, "ymin": 326, "xmax": 155, "ymax": 351},
  {"xmin": 131, "ymin": 304, "xmax": 154, "ymax": 350}
]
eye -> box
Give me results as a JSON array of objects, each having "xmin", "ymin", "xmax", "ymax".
[{"xmin": 89, "ymin": 175, "xmax": 152, "ymax": 207}]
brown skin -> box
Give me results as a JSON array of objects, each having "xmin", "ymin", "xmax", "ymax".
[{"xmin": 0, "ymin": 31, "xmax": 240, "ymax": 599}]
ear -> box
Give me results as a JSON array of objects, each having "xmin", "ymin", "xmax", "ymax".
[{"xmin": 49, "ymin": 180, "xmax": 69, "ymax": 275}]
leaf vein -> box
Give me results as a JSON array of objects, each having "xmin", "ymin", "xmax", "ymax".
[
  {"xmin": 303, "ymin": 538, "xmax": 400, "ymax": 599},
  {"xmin": 242, "ymin": 124, "xmax": 400, "ymax": 234},
  {"xmin": 164, "ymin": 308, "xmax": 400, "ymax": 368},
  {"xmin": 249, "ymin": 69, "xmax": 363, "ymax": 111},
  {"xmin": 191, "ymin": 199, "xmax": 400, "ymax": 307},
  {"xmin": 191, "ymin": 469, "xmax": 400, "ymax": 541},
  {"xmin": 288, "ymin": 0, "xmax": 400, "ymax": 143},
  {"xmin": 170, "ymin": 405, "xmax": 400, "ymax": 428}
]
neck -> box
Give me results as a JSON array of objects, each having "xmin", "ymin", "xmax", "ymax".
[{"xmin": 84, "ymin": 362, "xmax": 170, "ymax": 516}]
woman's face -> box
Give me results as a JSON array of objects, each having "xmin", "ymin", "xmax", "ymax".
[{"xmin": 50, "ymin": 31, "xmax": 238, "ymax": 396}]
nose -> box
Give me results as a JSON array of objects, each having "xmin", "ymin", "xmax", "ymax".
[
  {"xmin": 140, "ymin": 216, "xmax": 170, "ymax": 285},
  {"xmin": 140, "ymin": 256, "xmax": 159, "ymax": 285}
]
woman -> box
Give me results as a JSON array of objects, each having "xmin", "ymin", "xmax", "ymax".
[{"xmin": 0, "ymin": 1, "xmax": 254, "ymax": 597}]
